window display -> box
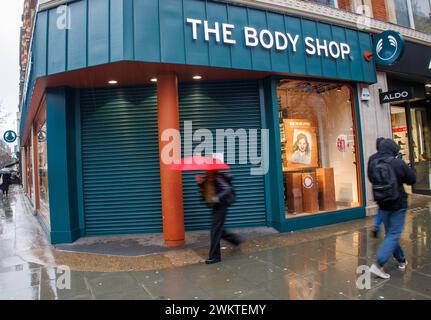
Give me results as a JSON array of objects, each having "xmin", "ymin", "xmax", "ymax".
[
  {"xmin": 391, "ymin": 106, "xmax": 410, "ymax": 164},
  {"xmin": 410, "ymin": 106, "xmax": 431, "ymax": 192},
  {"xmin": 38, "ymin": 122, "xmax": 50, "ymax": 223},
  {"xmin": 277, "ymin": 80, "xmax": 360, "ymax": 218}
]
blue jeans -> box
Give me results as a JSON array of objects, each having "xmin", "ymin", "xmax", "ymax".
[
  {"xmin": 376, "ymin": 208, "xmax": 407, "ymax": 267},
  {"xmin": 374, "ymin": 209, "xmax": 382, "ymax": 231}
]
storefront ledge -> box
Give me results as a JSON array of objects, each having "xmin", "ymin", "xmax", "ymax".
[
  {"xmin": 50, "ymin": 228, "xmax": 81, "ymax": 245},
  {"xmin": 274, "ymin": 207, "xmax": 366, "ymax": 233}
]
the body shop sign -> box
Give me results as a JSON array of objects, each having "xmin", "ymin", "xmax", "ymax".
[{"xmin": 187, "ymin": 18, "xmax": 352, "ymax": 60}]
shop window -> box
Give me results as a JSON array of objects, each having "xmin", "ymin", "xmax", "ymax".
[
  {"xmin": 411, "ymin": 0, "xmax": 431, "ymax": 34},
  {"xmin": 410, "ymin": 106, "xmax": 431, "ymax": 192},
  {"xmin": 26, "ymin": 143, "xmax": 34, "ymax": 200},
  {"xmin": 391, "ymin": 0, "xmax": 431, "ymax": 33},
  {"xmin": 303, "ymin": 0, "xmax": 338, "ymax": 8},
  {"xmin": 38, "ymin": 122, "xmax": 50, "ymax": 222},
  {"xmin": 391, "ymin": 106, "xmax": 410, "ymax": 165},
  {"xmin": 277, "ymin": 81, "xmax": 360, "ymax": 218},
  {"xmin": 394, "ymin": 0, "xmax": 411, "ymax": 28}
]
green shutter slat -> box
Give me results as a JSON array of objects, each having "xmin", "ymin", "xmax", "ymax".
[
  {"xmin": 80, "ymin": 86, "xmax": 163, "ymax": 236},
  {"xmin": 179, "ymin": 81, "xmax": 267, "ymax": 231}
]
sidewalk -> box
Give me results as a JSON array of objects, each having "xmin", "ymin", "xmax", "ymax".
[{"xmin": 1, "ymin": 186, "xmax": 430, "ymax": 300}]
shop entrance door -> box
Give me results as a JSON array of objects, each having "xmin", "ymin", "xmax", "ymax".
[
  {"xmin": 391, "ymin": 106, "xmax": 411, "ymax": 165},
  {"xmin": 391, "ymin": 105, "xmax": 412, "ymax": 193},
  {"xmin": 408, "ymin": 102, "xmax": 431, "ymax": 195}
]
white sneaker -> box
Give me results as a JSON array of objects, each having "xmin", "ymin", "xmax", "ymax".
[
  {"xmin": 370, "ymin": 264, "xmax": 390, "ymax": 279},
  {"xmin": 398, "ymin": 260, "xmax": 408, "ymax": 271}
]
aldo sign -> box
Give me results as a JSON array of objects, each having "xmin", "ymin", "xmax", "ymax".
[
  {"xmin": 379, "ymin": 88, "xmax": 413, "ymax": 104},
  {"xmin": 374, "ymin": 30, "xmax": 405, "ymax": 66}
]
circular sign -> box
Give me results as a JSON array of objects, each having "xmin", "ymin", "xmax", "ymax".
[
  {"xmin": 303, "ymin": 175, "xmax": 314, "ymax": 189},
  {"xmin": 374, "ymin": 30, "xmax": 405, "ymax": 66},
  {"xmin": 38, "ymin": 130, "xmax": 47, "ymax": 142},
  {"xmin": 3, "ymin": 130, "xmax": 17, "ymax": 143}
]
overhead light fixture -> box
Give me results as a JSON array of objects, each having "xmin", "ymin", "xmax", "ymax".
[
  {"xmin": 193, "ymin": 75, "xmax": 202, "ymax": 80},
  {"xmin": 108, "ymin": 80, "xmax": 118, "ymax": 85},
  {"xmin": 150, "ymin": 78, "xmax": 157, "ymax": 83},
  {"xmin": 337, "ymin": 86, "xmax": 342, "ymax": 92},
  {"xmin": 426, "ymin": 84, "xmax": 431, "ymax": 88}
]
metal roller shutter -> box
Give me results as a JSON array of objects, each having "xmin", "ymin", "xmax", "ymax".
[
  {"xmin": 179, "ymin": 81, "xmax": 267, "ymax": 230},
  {"xmin": 80, "ymin": 86, "xmax": 162, "ymax": 236}
]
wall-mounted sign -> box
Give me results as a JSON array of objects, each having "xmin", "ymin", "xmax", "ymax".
[
  {"xmin": 187, "ymin": 18, "xmax": 353, "ymax": 61},
  {"xmin": 379, "ymin": 88, "xmax": 413, "ymax": 104},
  {"xmin": 361, "ymin": 87, "xmax": 371, "ymax": 101},
  {"xmin": 3, "ymin": 130, "xmax": 17, "ymax": 143},
  {"xmin": 377, "ymin": 41, "xmax": 431, "ymax": 79},
  {"xmin": 374, "ymin": 30, "xmax": 405, "ymax": 66}
]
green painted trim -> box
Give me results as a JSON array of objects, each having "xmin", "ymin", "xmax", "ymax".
[
  {"xmin": 74, "ymin": 89, "xmax": 85, "ymax": 235},
  {"xmin": 259, "ymin": 80, "xmax": 272, "ymax": 227},
  {"xmin": 263, "ymin": 77, "xmax": 286, "ymax": 227},
  {"xmin": 277, "ymin": 207, "xmax": 365, "ymax": 232},
  {"xmin": 353, "ymin": 85, "xmax": 367, "ymax": 205},
  {"xmin": 50, "ymin": 228, "xmax": 81, "ymax": 245},
  {"xmin": 46, "ymin": 87, "xmax": 80, "ymax": 244}
]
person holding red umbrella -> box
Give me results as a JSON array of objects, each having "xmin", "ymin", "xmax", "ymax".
[
  {"xmin": 196, "ymin": 169, "xmax": 242, "ymax": 264},
  {"xmin": 169, "ymin": 155, "xmax": 241, "ymax": 264}
]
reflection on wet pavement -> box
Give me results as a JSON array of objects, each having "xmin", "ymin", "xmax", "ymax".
[{"xmin": 1, "ymin": 186, "xmax": 430, "ymax": 300}]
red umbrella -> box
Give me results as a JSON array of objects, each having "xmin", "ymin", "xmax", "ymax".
[{"xmin": 168, "ymin": 155, "xmax": 230, "ymax": 171}]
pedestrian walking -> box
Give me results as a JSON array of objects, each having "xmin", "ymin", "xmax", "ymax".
[
  {"xmin": 367, "ymin": 137, "xmax": 385, "ymax": 238},
  {"xmin": 196, "ymin": 170, "xmax": 242, "ymax": 264},
  {"xmin": 368, "ymin": 138, "xmax": 416, "ymax": 279},
  {"xmin": 0, "ymin": 172, "xmax": 11, "ymax": 197}
]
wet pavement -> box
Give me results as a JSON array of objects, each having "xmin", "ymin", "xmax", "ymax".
[{"xmin": 1, "ymin": 186, "xmax": 431, "ymax": 300}]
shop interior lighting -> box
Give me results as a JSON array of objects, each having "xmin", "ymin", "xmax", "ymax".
[
  {"xmin": 193, "ymin": 75, "xmax": 202, "ymax": 80},
  {"xmin": 150, "ymin": 78, "xmax": 158, "ymax": 83},
  {"xmin": 426, "ymin": 84, "xmax": 431, "ymax": 87},
  {"xmin": 108, "ymin": 80, "xmax": 118, "ymax": 85}
]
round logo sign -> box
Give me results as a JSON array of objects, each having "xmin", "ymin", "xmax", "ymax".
[
  {"xmin": 374, "ymin": 30, "xmax": 405, "ymax": 66},
  {"xmin": 3, "ymin": 130, "xmax": 17, "ymax": 143},
  {"xmin": 303, "ymin": 175, "xmax": 314, "ymax": 189},
  {"xmin": 38, "ymin": 130, "xmax": 47, "ymax": 142}
]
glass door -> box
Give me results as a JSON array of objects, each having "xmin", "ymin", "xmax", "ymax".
[{"xmin": 409, "ymin": 103, "xmax": 431, "ymax": 195}]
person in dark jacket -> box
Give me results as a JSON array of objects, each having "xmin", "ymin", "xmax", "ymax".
[
  {"xmin": 0, "ymin": 173, "xmax": 12, "ymax": 196},
  {"xmin": 196, "ymin": 170, "xmax": 241, "ymax": 264},
  {"xmin": 368, "ymin": 138, "xmax": 416, "ymax": 279},
  {"xmin": 367, "ymin": 137, "xmax": 385, "ymax": 238}
]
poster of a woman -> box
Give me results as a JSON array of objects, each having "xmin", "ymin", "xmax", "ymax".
[{"xmin": 291, "ymin": 130, "xmax": 312, "ymax": 164}]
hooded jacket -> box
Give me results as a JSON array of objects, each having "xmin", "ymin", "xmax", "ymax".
[{"xmin": 367, "ymin": 139, "xmax": 416, "ymax": 210}]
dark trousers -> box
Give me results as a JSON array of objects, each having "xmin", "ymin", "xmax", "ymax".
[{"xmin": 208, "ymin": 203, "xmax": 239, "ymax": 260}]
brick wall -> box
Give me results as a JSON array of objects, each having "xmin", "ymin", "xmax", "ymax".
[
  {"xmin": 337, "ymin": 0, "xmax": 351, "ymax": 12},
  {"xmin": 19, "ymin": 0, "xmax": 37, "ymax": 104},
  {"xmin": 371, "ymin": 0, "xmax": 388, "ymax": 21}
]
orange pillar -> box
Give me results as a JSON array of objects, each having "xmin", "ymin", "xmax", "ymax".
[{"xmin": 157, "ymin": 74, "xmax": 185, "ymax": 247}]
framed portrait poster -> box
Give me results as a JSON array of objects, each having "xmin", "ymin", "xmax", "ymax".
[{"xmin": 283, "ymin": 119, "xmax": 319, "ymax": 171}]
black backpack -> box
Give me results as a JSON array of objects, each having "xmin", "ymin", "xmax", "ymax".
[
  {"xmin": 220, "ymin": 173, "xmax": 236, "ymax": 205},
  {"xmin": 371, "ymin": 157, "xmax": 400, "ymax": 202}
]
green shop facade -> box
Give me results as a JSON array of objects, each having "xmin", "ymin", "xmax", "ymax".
[{"xmin": 20, "ymin": 0, "xmax": 378, "ymax": 245}]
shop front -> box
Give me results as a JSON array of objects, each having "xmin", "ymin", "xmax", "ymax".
[
  {"xmin": 378, "ymin": 41, "xmax": 431, "ymax": 196},
  {"xmin": 19, "ymin": 0, "xmax": 377, "ymax": 244}
]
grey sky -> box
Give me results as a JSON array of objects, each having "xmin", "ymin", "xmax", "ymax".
[{"xmin": 0, "ymin": 1, "xmax": 23, "ymax": 141}]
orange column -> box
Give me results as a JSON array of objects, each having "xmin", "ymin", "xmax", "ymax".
[{"xmin": 157, "ymin": 74, "xmax": 185, "ymax": 247}]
